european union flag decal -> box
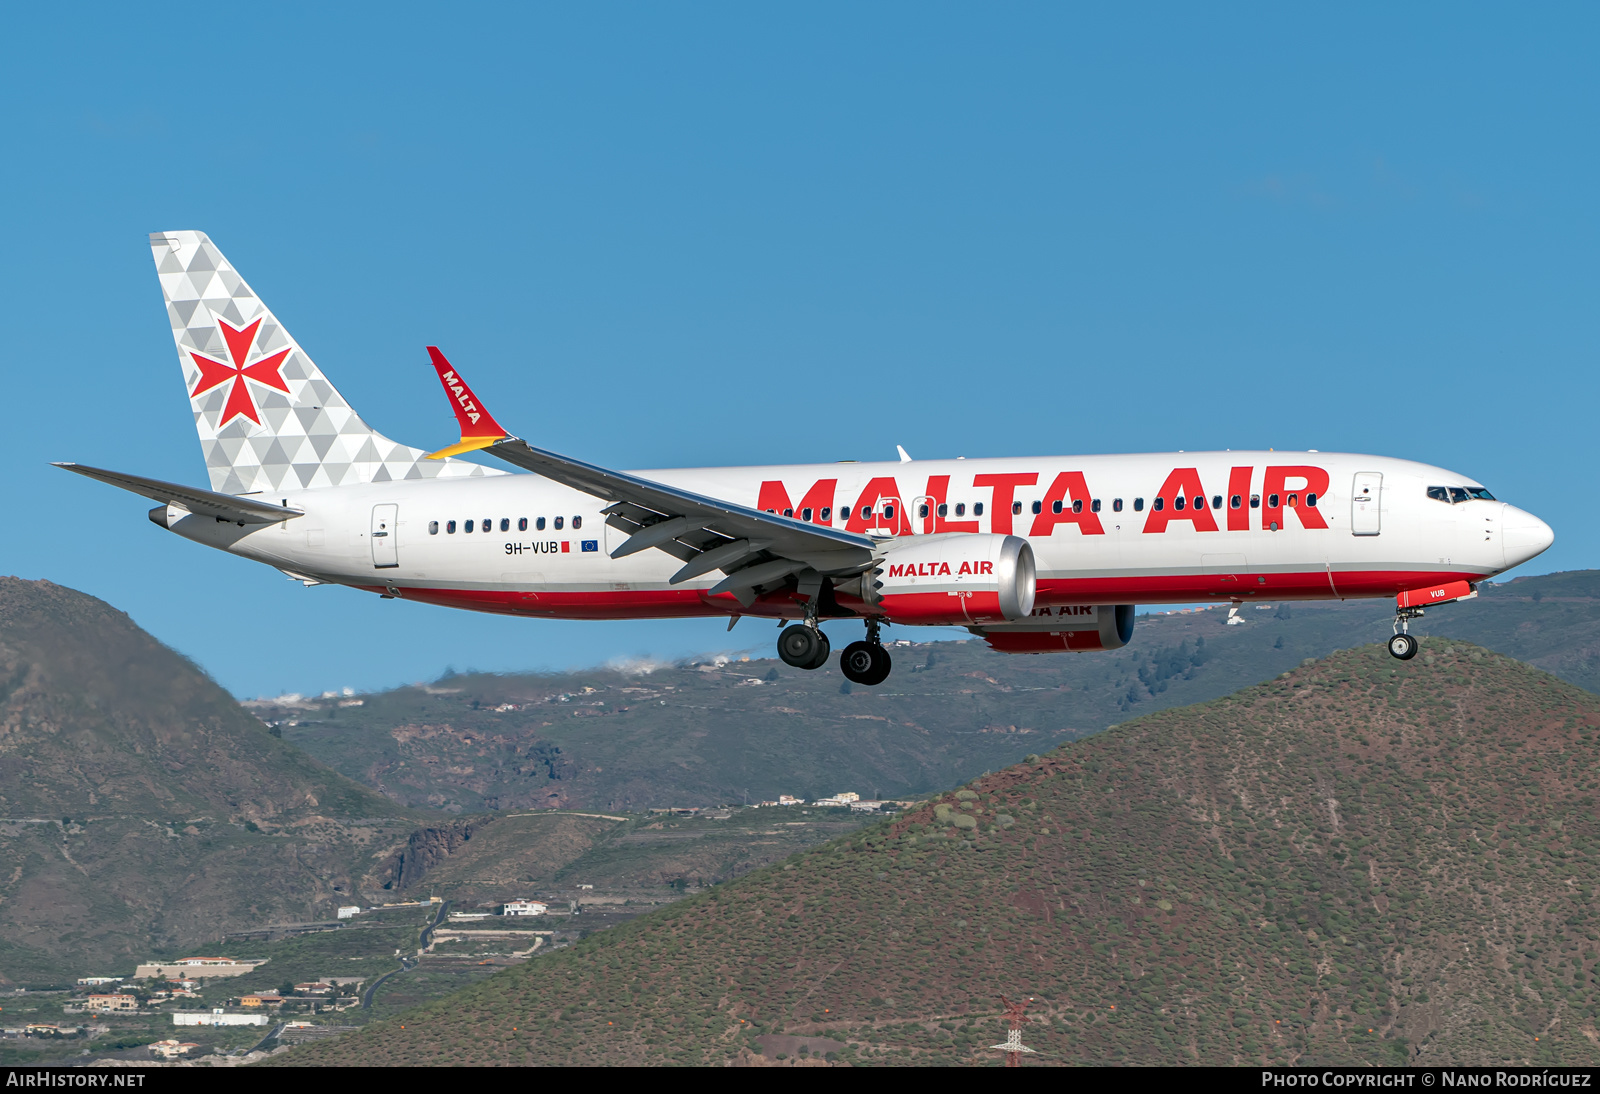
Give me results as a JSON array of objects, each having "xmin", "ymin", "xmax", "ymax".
[{"xmin": 581, "ymin": 540, "xmax": 599, "ymax": 552}]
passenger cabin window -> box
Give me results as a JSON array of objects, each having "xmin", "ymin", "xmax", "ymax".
[
  {"xmin": 938, "ymin": 503, "xmax": 948, "ymax": 517},
  {"xmin": 447, "ymin": 520, "xmax": 456, "ymax": 534},
  {"xmin": 918, "ymin": 504, "xmax": 930, "ymax": 519},
  {"xmin": 1113, "ymin": 498, "xmax": 1123, "ymax": 512},
  {"xmin": 1133, "ymin": 498, "xmax": 1144, "ymax": 512},
  {"xmin": 783, "ymin": 508, "xmax": 794, "ymax": 517},
  {"xmin": 1172, "ymin": 495, "xmax": 1184, "ymax": 511},
  {"xmin": 801, "ymin": 507, "xmax": 813, "ymax": 521},
  {"xmin": 954, "ymin": 503, "xmax": 966, "ymax": 517},
  {"xmin": 882, "ymin": 505, "xmax": 895, "ymax": 520},
  {"xmin": 1250, "ymin": 495, "xmax": 1260, "ymax": 509},
  {"xmin": 1072, "ymin": 499, "xmax": 1083, "ymax": 514},
  {"xmin": 1306, "ymin": 493, "xmax": 1317, "ymax": 507},
  {"xmin": 500, "ymin": 518, "xmax": 510, "ymax": 532},
  {"xmin": 1230, "ymin": 495, "xmax": 1241, "ymax": 508},
  {"xmin": 1212, "ymin": 495, "xmax": 1222, "ymax": 509},
  {"xmin": 1287, "ymin": 493, "xmax": 1298, "ymax": 507},
  {"xmin": 1268, "ymin": 494, "xmax": 1279, "ymax": 508},
  {"xmin": 536, "ymin": 517, "xmax": 546, "ymax": 531},
  {"xmin": 482, "ymin": 517, "xmax": 490, "ymax": 531},
  {"xmin": 1051, "ymin": 500, "xmax": 1063, "ymax": 514},
  {"xmin": 465, "ymin": 520, "xmax": 474, "ymax": 533},
  {"xmin": 1090, "ymin": 499, "xmax": 1101, "ymax": 513},
  {"xmin": 973, "ymin": 502, "xmax": 984, "ymax": 516},
  {"xmin": 1012, "ymin": 501, "xmax": 1023, "ymax": 515},
  {"xmin": 573, "ymin": 516, "xmax": 582, "ymax": 530},
  {"xmin": 1031, "ymin": 500, "xmax": 1042, "ymax": 515},
  {"xmin": 821, "ymin": 507, "xmax": 832, "ymax": 521},
  {"xmin": 1153, "ymin": 497, "xmax": 1165, "ymax": 511},
  {"xmin": 554, "ymin": 517, "xmax": 564, "ymax": 530},
  {"xmin": 429, "ymin": 521, "xmax": 439, "ymax": 535},
  {"xmin": 518, "ymin": 518, "xmax": 528, "ymax": 531}
]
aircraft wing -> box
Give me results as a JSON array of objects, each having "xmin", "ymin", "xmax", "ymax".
[
  {"xmin": 54, "ymin": 463, "xmax": 303, "ymax": 525},
  {"xmin": 424, "ymin": 349, "xmax": 876, "ymax": 602}
]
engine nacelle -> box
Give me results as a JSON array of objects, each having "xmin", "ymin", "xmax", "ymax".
[
  {"xmin": 858, "ymin": 533, "xmax": 1035, "ymax": 626},
  {"xmin": 972, "ymin": 603, "xmax": 1135, "ymax": 654}
]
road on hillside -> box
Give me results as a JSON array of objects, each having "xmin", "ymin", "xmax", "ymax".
[
  {"xmin": 362, "ymin": 901, "xmax": 451, "ymax": 1011},
  {"xmin": 250, "ymin": 1021, "xmax": 286, "ymax": 1054}
]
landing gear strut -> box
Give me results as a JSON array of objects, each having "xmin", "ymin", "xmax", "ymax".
[
  {"xmin": 840, "ymin": 619, "xmax": 892, "ymax": 686},
  {"xmin": 1388, "ymin": 608, "xmax": 1422, "ymax": 660}
]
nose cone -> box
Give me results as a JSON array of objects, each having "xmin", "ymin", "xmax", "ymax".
[{"xmin": 1502, "ymin": 504, "xmax": 1554, "ymax": 569}]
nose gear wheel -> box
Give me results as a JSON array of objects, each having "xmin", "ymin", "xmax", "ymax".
[{"xmin": 1388, "ymin": 606, "xmax": 1424, "ymax": 660}]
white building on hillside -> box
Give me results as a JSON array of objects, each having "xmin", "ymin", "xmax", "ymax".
[
  {"xmin": 172, "ymin": 1010, "xmax": 268, "ymax": 1027},
  {"xmin": 501, "ymin": 900, "xmax": 547, "ymax": 917}
]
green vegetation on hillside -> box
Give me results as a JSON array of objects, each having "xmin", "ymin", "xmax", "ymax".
[
  {"xmin": 271, "ymin": 569, "xmax": 1600, "ymax": 814},
  {"xmin": 277, "ymin": 641, "xmax": 1600, "ymax": 1066}
]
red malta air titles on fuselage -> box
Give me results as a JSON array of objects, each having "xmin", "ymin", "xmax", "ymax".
[{"xmin": 756, "ymin": 465, "xmax": 1331, "ymax": 536}]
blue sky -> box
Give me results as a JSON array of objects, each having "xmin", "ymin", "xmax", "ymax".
[{"xmin": 1, "ymin": 5, "xmax": 1594, "ymax": 697}]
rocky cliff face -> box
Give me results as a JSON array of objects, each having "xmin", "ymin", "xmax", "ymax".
[{"xmin": 382, "ymin": 821, "xmax": 480, "ymax": 890}]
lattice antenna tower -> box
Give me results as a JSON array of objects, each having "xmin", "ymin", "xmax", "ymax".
[{"xmin": 991, "ymin": 995, "xmax": 1037, "ymax": 1067}]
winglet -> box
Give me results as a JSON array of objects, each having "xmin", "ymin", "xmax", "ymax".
[{"xmin": 426, "ymin": 347, "xmax": 511, "ymax": 459}]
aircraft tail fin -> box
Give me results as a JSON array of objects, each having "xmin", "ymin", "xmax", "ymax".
[{"xmin": 149, "ymin": 231, "xmax": 500, "ymax": 494}]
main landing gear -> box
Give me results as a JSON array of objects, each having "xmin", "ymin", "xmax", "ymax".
[
  {"xmin": 775, "ymin": 617, "xmax": 893, "ymax": 685},
  {"xmin": 840, "ymin": 618, "xmax": 892, "ymax": 686},
  {"xmin": 777, "ymin": 622, "xmax": 831, "ymax": 670},
  {"xmin": 1388, "ymin": 607, "xmax": 1423, "ymax": 661}
]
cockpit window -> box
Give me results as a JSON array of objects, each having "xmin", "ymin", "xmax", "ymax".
[{"xmin": 1430, "ymin": 485, "xmax": 1495, "ymax": 504}]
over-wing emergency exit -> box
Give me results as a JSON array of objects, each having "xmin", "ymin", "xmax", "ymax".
[{"xmin": 57, "ymin": 232, "xmax": 1555, "ymax": 684}]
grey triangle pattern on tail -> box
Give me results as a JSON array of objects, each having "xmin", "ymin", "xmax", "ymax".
[{"xmin": 149, "ymin": 231, "xmax": 503, "ymax": 495}]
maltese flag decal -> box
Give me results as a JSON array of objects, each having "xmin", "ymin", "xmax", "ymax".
[{"xmin": 188, "ymin": 317, "xmax": 292, "ymax": 426}]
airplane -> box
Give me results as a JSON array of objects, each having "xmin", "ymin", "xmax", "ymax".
[{"xmin": 56, "ymin": 231, "xmax": 1555, "ymax": 685}]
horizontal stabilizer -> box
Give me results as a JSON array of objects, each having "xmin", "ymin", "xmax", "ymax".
[{"xmin": 53, "ymin": 463, "xmax": 303, "ymax": 525}]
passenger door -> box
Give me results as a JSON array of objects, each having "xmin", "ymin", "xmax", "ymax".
[
  {"xmin": 371, "ymin": 504, "xmax": 399, "ymax": 568},
  {"xmin": 1351, "ymin": 473, "xmax": 1382, "ymax": 536}
]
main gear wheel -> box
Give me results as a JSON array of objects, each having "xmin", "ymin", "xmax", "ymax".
[
  {"xmin": 778, "ymin": 624, "xmax": 830, "ymax": 670},
  {"xmin": 840, "ymin": 640, "xmax": 892, "ymax": 685}
]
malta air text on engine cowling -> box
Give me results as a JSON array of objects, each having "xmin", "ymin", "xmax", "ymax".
[
  {"xmin": 887, "ymin": 560, "xmax": 995, "ymax": 578},
  {"xmin": 855, "ymin": 534, "xmax": 1036, "ymax": 627},
  {"xmin": 755, "ymin": 464, "xmax": 1333, "ymax": 536}
]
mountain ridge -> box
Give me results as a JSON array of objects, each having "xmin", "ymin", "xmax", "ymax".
[{"xmin": 275, "ymin": 639, "xmax": 1600, "ymax": 1066}]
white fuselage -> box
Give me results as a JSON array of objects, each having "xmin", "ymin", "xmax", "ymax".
[{"xmin": 161, "ymin": 450, "xmax": 1552, "ymax": 624}]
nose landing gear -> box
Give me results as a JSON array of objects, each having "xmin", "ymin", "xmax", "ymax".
[{"xmin": 1388, "ymin": 607, "xmax": 1423, "ymax": 660}]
